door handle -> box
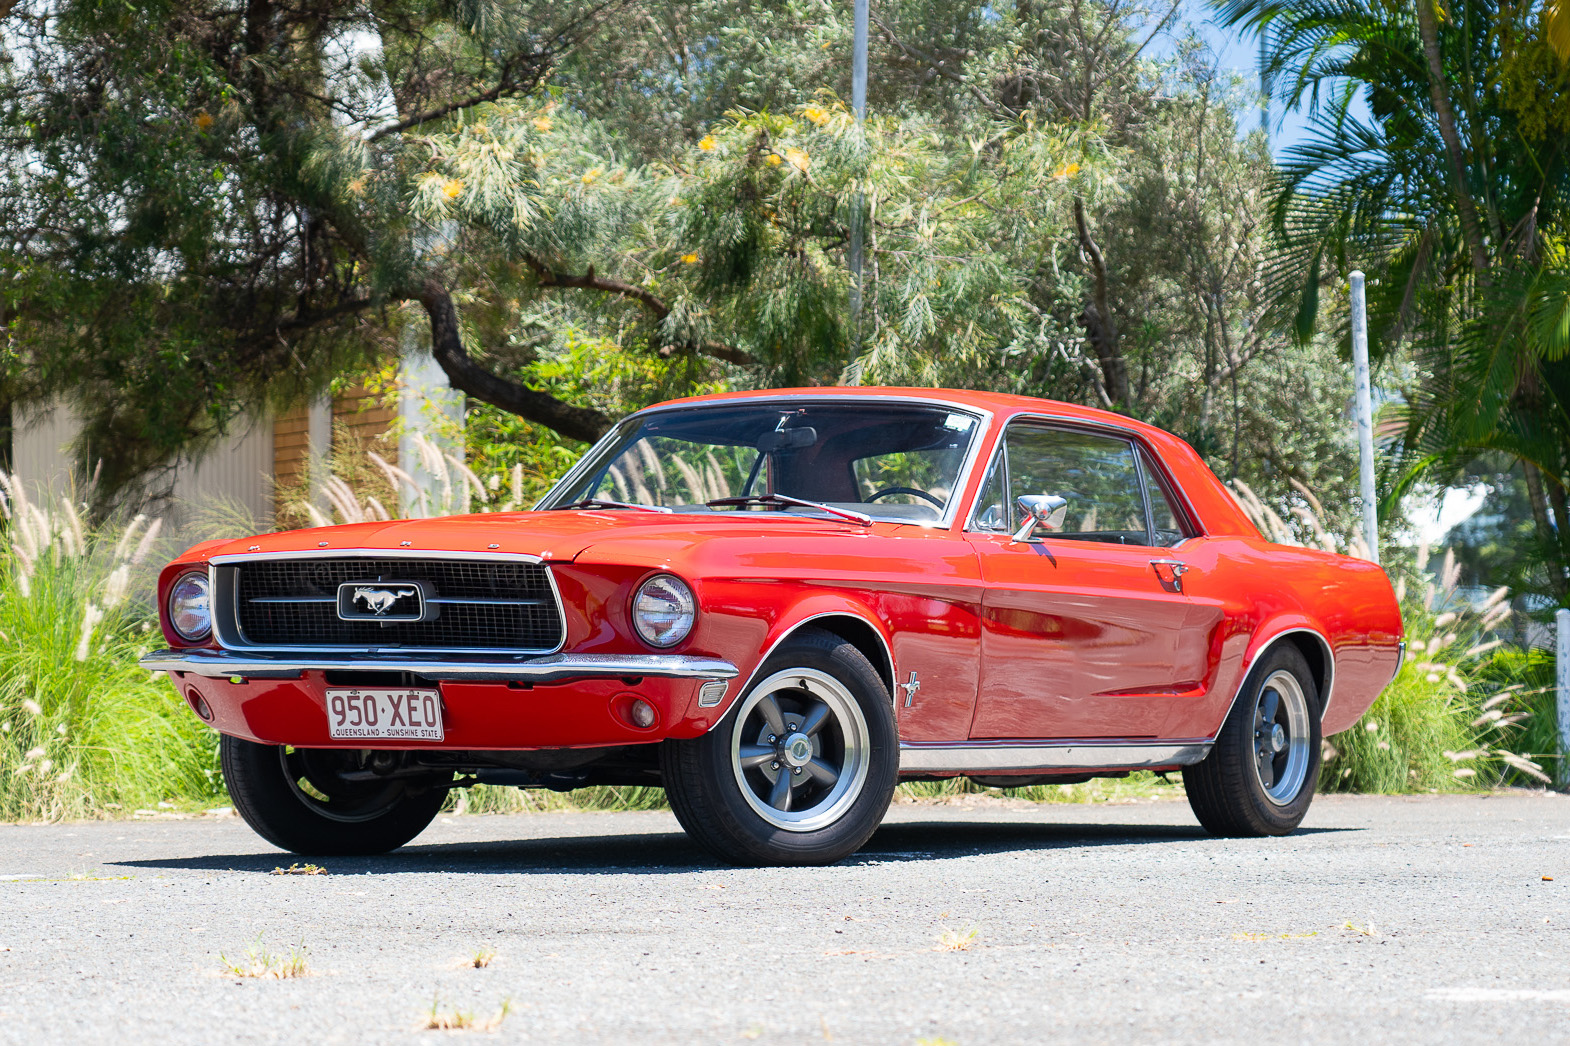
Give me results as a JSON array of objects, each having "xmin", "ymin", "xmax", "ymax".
[{"xmin": 1150, "ymin": 559, "xmax": 1187, "ymax": 593}]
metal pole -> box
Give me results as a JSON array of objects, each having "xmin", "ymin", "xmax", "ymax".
[
  {"xmin": 1349, "ymin": 271, "xmax": 1378, "ymax": 563},
  {"xmin": 1259, "ymin": 26, "xmax": 1269, "ymax": 136},
  {"xmin": 1558, "ymin": 608, "xmax": 1570, "ymax": 788},
  {"xmin": 852, "ymin": 0, "xmax": 867, "ymax": 119},
  {"xmin": 848, "ymin": 0, "xmax": 868, "ymax": 352}
]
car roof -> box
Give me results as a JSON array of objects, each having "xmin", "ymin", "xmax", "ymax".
[
  {"xmin": 639, "ymin": 386, "xmax": 1261, "ymax": 539},
  {"xmin": 643, "ymin": 386, "xmax": 1174, "ymax": 441}
]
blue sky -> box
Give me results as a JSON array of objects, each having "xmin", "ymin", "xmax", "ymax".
[{"xmin": 1146, "ymin": 0, "xmax": 1372, "ymax": 154}]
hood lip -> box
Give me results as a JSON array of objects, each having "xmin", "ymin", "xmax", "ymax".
[{"xmin": 209, "ymin": 547, "xmax": 547, "ymax": 566}]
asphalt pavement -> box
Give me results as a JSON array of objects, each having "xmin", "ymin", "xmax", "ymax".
[{"xmin": 0, "ymin": 792, "xmax": 1566, "ymax": 1044}]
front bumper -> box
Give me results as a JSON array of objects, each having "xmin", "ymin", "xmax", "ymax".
[
  {"xmin": 142, "ymin": 649, "xmax": 740, "ymax": 749},
  {"xmin": 140, "ymin": 649, "xmax": 738, "ymax": 684}
]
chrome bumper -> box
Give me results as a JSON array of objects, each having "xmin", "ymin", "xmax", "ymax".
[{"xmin": 140, "ymin": 649, "xmax": 739, "ymax": 684}]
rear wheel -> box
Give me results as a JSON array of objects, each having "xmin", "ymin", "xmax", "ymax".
[
  {"xmin": 220, "ymin": 735, "xmax": 448, "ymax": 855},
  {"xmin": 1183, "ymin": 645, "xmax": 1322, "ymax": 837},
  {"xmin": 661, "ymin": 629, "xmax": 898, "ymax": 865}
]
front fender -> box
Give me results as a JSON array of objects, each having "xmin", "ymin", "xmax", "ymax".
[{"xmin": 694, "ymin": 584, "xmax": 896, "ymax": 729}]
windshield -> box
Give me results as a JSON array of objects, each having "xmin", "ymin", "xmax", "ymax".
[{"xmin": 541, "ymin": 401, "xmax": 983, "ymax": 523}]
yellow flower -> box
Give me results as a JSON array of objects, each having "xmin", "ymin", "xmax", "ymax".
[
  {"xmin": 803, "ymin": 105, "xmax": 830, "ymax": 126},
  {"xmin": 532, "ymin": 115, "xmax": 553, "ymax": 133},
  {"xmin": 347, "ymin": 177, "xmax": 367, "ymax": 196},
  {"xmin": 581, "ymin": 167, "xmax": 603, "ymax": 185},
  {"xmin": 698, "ymin": 134, "xmax": 716, "ymax": 151},
  {"xmin": 765, "ymin": 154, "xmax": 783, "ymax": 166},
  {"xmin": 681, "ymin": 253, "xmax": 699, "ymax": 264},
  {"xmin": 785, "ymin": 147, "xmax": 810, "ymax": 171},
  {"xmin": 1052, "ymin": 162, "xmax": 1082, "ymax": 179},
  {"xmin": 441, "ymin": 178, "xmax": 464, "ymax": 200},
  {"xmin": 193, "ymin": 111, "xmax": 214, "ymax": 131}
]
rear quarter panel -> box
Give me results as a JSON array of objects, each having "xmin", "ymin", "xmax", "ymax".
[{"xmin": 1177, "ymin": 536, "xmax": 1403, "ymax": 739}]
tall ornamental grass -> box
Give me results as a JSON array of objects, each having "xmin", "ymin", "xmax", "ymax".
[
  {"xmin": 0, "ymin": 477, "xmax": 220, "ymax": 820},
  {"xmin": 1321, "ymin": 546, "xmax": 1549, "ymax": 792}
]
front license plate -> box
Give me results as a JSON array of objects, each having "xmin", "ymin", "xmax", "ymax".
[{"xmin": 325, "ymin": 688, "xmax": 444, "ymax": 741}]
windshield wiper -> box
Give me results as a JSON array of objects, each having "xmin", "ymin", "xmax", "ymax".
[
  {"xmin": 705, "ymin": 494, "xmax": 873, "ymax": 526},
  {"xmin": 555, "ymin": 498, "xmax": 672, "ymax": 513}
]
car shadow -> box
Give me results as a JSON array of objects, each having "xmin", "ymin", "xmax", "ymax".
[{"xmin": 112, "ymin": 818, "xmax": 1357, "ymax": 877}]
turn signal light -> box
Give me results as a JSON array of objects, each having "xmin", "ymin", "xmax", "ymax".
[{"xmin": 629, "ymin": 699, "xmax": 656, "ymax": 728}]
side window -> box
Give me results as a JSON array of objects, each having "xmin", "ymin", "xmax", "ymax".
[
  {"xmin": 973, "ymin": 454, "xmax": 1009, "ymax": 532},
  {"xmin": 1140, "ymin": 449, "xmax": 1193, "ymax": 548},
  {"xmin": 971, "ymin": 425, "xmax": 1154, "ymax": 545}
]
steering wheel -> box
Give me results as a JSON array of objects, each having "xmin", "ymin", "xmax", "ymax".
[{"xmin": 867, "ymin": 486, "xmax": 945, "ymax": 509}]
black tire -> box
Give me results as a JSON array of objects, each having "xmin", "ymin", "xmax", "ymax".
[
  {"xmin": 661, "ymin": 628, "xmax": 899, "ymax": 866},
  {"xmin": 1183, "ymin": 644, "xmax": 1322, "ymax": 837},
  {"xmin": 220, "ymin": 735, "xmax": 448, "ymax": 856}
]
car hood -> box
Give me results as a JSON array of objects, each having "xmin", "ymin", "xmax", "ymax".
[{"xmin": 194, "ymin": 509, "xmax": 881, "ymax": 565}]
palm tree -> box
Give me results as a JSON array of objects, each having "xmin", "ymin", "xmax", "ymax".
[{"xmin": 1215, "ymin": 0, "xmax": 1570, "ymax": 599}]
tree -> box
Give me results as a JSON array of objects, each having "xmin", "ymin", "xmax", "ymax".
[
  {"xmin": 1, "ymin": 0, "xmax": 631, "ymax": 503},
  {"xmin": 1, "ymin": 0, "xmax": 1362, "ymax": 540},
  {"xmin": 1218, "ymin": 0, "xmax": 1570, "ymax": 598}
]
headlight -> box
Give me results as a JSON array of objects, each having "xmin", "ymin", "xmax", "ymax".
[
  {"xmin": 631, "ymin": 574, "xmax": 695, "ymax": 648},
  {"xmin": 168, "ymin": 571, "xmax": 212, "ymax": 642}
]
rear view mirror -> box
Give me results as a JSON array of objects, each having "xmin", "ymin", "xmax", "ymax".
[
  {"xmin": 756, "ymin": 427, "xmax": 818, "ymax": 453},
  {"xmin": 1011, "ymin": 494, "xmax": 1069, "ymax": 543}
]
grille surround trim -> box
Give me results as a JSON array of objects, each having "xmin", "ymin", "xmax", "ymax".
[{"xmin": 210, "ymin": 549, "xmax": 566, "ymax": 656}]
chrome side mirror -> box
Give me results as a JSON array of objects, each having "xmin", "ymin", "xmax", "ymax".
[{"xmin": 1011, "ymin": 494, "xmax": 1069, "ymax": 543}]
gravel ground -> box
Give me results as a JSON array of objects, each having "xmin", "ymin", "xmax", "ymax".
[{"xmin": 0, "ymin": 792, "xmax": 1566, "ymax": 1044}]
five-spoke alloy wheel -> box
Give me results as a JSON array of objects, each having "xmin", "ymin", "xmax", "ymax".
[
  {"xmin": 730, "ymin": 667, "xmax": 872, "ymax": 832},
  {"xmin": 1183, "ymin": 644, "xmax": 1322, "ymax": 836},
  {"xmin": 662, "ymin": 628, "xmax": 898, "ymax": 865}
]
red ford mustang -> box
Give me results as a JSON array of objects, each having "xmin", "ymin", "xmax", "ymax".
[{"xmin": 144, "ymin": 387, "xmax": 1404, "ymax": 865}]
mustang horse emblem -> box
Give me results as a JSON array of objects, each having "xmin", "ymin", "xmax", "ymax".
[{"xmin": 352, "ymin": 586, "xmax": 412, "ymax": 616}]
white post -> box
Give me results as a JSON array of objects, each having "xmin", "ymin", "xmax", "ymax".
[
  {"xmin": 1349, "ymin": 271, "xmax": 1378, "ymax": 563},
  {"xmin": 1558, "ymin": 608, "xmax": 1570, "ymax": 789},
  {"xmin": 397, "ymin": 324, "xmax": 465, "ymax": 518},
  {"xmin": 306, "ymin": 393, "xmax": 332, "ymax": 518},
  {"xmin": 847, "ymin": 0, "xmax": 869, "ymax": 352}
]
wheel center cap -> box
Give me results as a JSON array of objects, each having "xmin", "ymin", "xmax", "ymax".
[
  {"xmin": 1269, "ymin": 723, "xmax": 1287, "ymax": 753},
  {"xmin": 781, "ymin": 732, "xmax": 813, "ymax": 768}
]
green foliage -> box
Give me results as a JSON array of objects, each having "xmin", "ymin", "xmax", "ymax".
[
  {"xmin": 2, "ymin": 0, "xmax": 1371, "ymax": 540},
  {"xmin": 1218, "ymin": 0, "xmax": 1570, "ymax": 601},
  {"xmin": 1475, "ymin": 647, "xmax": 1560, "ymax": 779},
  {"xmin": 0, "ymin": 487, "xmax": 221, "ymax": 820}
]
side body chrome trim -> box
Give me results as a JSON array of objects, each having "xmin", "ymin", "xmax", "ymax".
[
  {"xmin": 702, "ymin": 610, "xmax": 898, "ymax": 733},
  {"xmin": 141, "ymin": 649, "xmax": 738, "ymax": 685},
  {"xmin": 898, "ymin": 740, "xmax": 1211, "ymax": 773},
  {"xmin": 534, "ymin": 394, "xmax": 996, "ymax": 531},
  {"xmin": 208, "ymin": 549, "xmax": 567, "ymax": 657},
  {"xmin": 1215, "ymin": 626, "xmax": 1337, "ymax": 736}
]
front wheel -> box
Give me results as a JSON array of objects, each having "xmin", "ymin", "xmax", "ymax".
[
  {"xmin": 661, "ymin": 629, "xmax": 899, "ymax": 866},
  {"xmin": 1183, "ymin": 644, "xmax": 1322, "ymax": 837},
  {"xmin": 220, "ymin": 736, "xmax": 449, "ymax": 856}
]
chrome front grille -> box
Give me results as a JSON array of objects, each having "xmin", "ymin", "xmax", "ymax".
[{"xmin": 223, "ymin": 557, "xmax": 564, "ymax": 652}]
